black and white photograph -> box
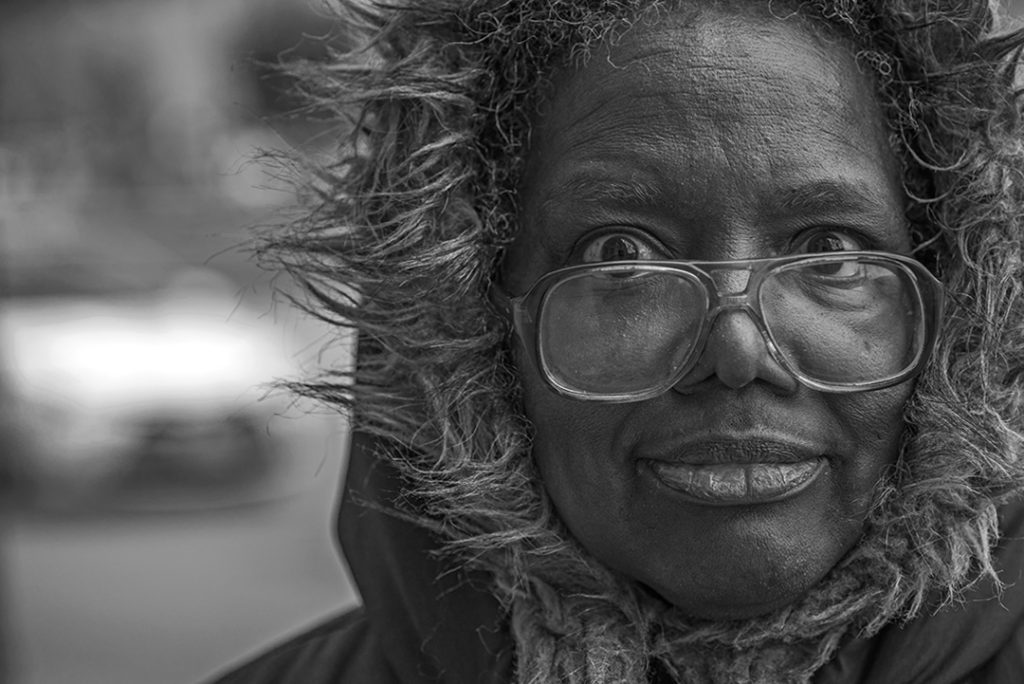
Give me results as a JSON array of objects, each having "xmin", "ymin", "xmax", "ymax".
[{"xmin": 4, "ymin": 1, "xmax": 1024, "ymax": 683}]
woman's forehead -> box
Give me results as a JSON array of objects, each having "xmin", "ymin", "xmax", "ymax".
[
  {"xmin": 533, "ymin": 5, "xmax": 881, "ymax": 152},
  {"xmin": 534, "ymin": 17, "xmax": 893, "ymax": 193},
  {"xmin": 502, "ymin": 5, "xmax": 907, "ymax": 285}
]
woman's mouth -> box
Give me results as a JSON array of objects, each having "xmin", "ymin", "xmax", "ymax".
[
  {"xmin": 647, "ymin": 458, "xmax": 825, "ymax": 505},
  {"xmin": 640, "ymin": 438, "xmax": 827, "ymax": 505}
]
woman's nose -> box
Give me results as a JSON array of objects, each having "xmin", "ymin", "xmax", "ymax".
[{"xmin": 672, "ymin": 309, "xmax": 799, "ymax": 394}]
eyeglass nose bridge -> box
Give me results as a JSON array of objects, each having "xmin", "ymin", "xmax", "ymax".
[
  {"xmin": 704, "ymin": 292, "xmax": 761, "ymax": 325},
  {"xmin": 701, "ymin": 266, "xmax": 762, "ymax": 320},
  {"xmin": 706, "ymin": 265, "xmax": 752, "ymax": 294},
  {"xmin": 702, "ymin": 293, "xmax": 767, "ymax": 333}
]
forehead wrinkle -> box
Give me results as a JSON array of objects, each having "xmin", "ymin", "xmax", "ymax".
[
  {"xmin": 603, "ymin": 45, "xmax": 685, "ymax": 72},
  {"xmin": 552, "ymin": 89, "xmax": 690, "ymax": 147}
]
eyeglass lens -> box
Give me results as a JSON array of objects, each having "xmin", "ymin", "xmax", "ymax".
[{"xmin": 537, "ymin": 259, "xmax": 925, "ymax": 394}]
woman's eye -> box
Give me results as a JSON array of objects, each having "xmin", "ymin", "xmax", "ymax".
[
  {"xmin": 798, "ymin": 231, "xmax": 866, "ymax": 278},
  {"xmin": 799, "ymin": 231, "xmax": 863, "ymax": 254},
  {"xmin": 580, "ymin": 232, "xmax": 659, "ymax": 263}
]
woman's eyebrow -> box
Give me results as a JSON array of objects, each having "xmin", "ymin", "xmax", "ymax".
[
  {"xmin": 777, "ymin": 179, "xmax": 890, "ymax": 214},
  {"xmin": 541, "ymin": 175, "xmax": 663, "ymax": 208},
  {"xmin": 538, "ymin": 176, "xmax": 895, "ymax": 220}
]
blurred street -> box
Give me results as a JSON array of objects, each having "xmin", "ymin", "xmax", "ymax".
[
  {"xmin": 0, "ymin": 1, "xmax": 357, "ymax": 681},
  {"xmin": 2, "ymin": 427, "xmax": 356, "ymax": 684}
]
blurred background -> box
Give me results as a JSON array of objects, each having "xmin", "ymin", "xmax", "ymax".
[{"xmin": 0, "ymin": 0, "xmax": 358, "ymax": 682}]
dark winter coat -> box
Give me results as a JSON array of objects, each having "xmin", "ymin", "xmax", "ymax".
[{"xmin": 211, "ymin": 433, "xmax": 1024, "ymax": 683}]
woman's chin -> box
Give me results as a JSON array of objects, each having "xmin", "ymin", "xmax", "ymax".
[{"xmin": 640, "ymin": 562, "xmax": 828, "ymax": 622}]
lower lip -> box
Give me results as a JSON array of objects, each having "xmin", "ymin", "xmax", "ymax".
[{"xmin": 645, "ymin": 458, "xmax": 826, "ymax": 506}]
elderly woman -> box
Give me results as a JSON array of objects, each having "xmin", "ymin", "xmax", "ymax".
[{"xmin": 214, "ymin": 0, "xmax": 1024, "ymax": 682}]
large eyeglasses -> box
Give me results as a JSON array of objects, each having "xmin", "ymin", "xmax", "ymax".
[{"xmin": 497, "ymin": 252, "xmax": 944, "ymax": 402}]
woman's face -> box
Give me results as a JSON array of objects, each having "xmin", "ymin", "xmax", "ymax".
[{"xmin": 503, "ymin": 8, "xmax": 913, "ymax": 620}]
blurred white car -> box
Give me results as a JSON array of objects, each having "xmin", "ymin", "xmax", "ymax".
[{"xmin": 0, "ymin": 266, "xmax": 302, "ymax": 509}]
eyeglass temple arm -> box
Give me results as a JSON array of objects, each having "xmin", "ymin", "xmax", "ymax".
[{"xmin": 489, "ymin": 284, "xmax": 533, "ymax": 336}]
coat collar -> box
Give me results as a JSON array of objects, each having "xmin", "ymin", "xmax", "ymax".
[
  {"xmin": 337, "ymin": 432, "xmax": 513, "ymax": 684},
  {"xmin": 339, "ymin": 430, "xmax": 1024, "ymax": 684},
  {"xmin": 815, "ymin": 497, "xmax": 1024, "ymax": 684}
]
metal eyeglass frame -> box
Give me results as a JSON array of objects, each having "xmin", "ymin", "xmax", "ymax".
[{"xmin": 493, "ymin": 251, "xmax": 945, "ymax": 402}]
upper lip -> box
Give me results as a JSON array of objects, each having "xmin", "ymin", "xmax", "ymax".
[{"xmin": 635, "ymin": 437, "xmax": 824, "ymax": 465}]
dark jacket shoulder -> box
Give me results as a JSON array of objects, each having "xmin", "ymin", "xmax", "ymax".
[
  {"xmin": 207, "ymin": 432, "xmax": 511, "ymax": 684},
  {"xmin": 209, "ymin": 608, "xmax": 398, "ymax": 684}
]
